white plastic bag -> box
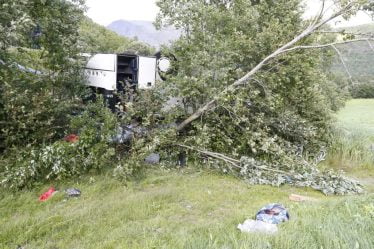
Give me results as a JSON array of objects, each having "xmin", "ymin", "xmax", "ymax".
[{"xmin": 237, "ymin": 219, "xmax": 278, "ymax": 234}]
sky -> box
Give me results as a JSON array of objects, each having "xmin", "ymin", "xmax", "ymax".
[
  {"xmin": 85, "ymin": 0, "xmax": 159, "ymax": 25},
  {"xmin": 86, "ymin": 0, "xmax": 373, "ymax": 27}
]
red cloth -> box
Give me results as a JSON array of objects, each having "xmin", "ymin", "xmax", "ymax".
[
  {"xmin": 39, "ymin": 187, "xmax": 56, "ymax": 201},
  {"xmin": 64, "ymin": 134, "xmax": 79, "ymax": 143}
]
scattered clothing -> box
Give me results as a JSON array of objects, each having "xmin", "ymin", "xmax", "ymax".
[
  {"xmin": 255, "ymin": 203, "xmax": 289, "ymax": 225},
  {"xmin": 39, "ymin": 187, "xmax": 57, "ymax": 202},
  {"xmin": 238, "ymin": 203, "xmax": 289, "ymax": 234},
  {"xmin": 65, "ymin": 188, "xmax": 81, "ymax": 197},
  {"xmin": 64, "ymin": 134, "xmax": 79, "ymax": 143}
]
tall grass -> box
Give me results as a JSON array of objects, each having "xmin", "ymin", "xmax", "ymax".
[
  {"xmin": 327, "ymin": 127, "xmax": 374, "ymax": 170},
  {"xmin": 326, "ymin": 99, "xmax": 374, "ymax": 171}
]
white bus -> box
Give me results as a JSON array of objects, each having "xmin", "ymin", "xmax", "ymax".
[{"xmin": 84, "ymin": 53, "xmax": 170, "ymax": 110}]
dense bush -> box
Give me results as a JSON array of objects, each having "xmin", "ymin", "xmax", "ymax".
[
  {"xmin": 0, "ymin": 101, "xmax": 119, "ymax": 189},
  {"xmin": 0, "ymin": 0, "xmax": 86, "ymax": 150},
  {"xmin": 0, "ymin": 0, "xmax": 157, "ymax": 189},
  {"xmin": 350, "ymin": 83, "xmax": 374, "ymax": 99}
]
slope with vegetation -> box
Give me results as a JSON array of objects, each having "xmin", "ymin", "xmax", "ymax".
[
  {"xmin": 326, "ymin": 99, "xmax": 374, "ymax": 170},
  {"xmin": 80, "ymin": 18, "xmax": 154, "ymax": 55}
]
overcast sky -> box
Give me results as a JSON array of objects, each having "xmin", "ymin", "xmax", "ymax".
[{"xmin": 86, "ymin": 0, "xmax": 373, "ymax": 27}]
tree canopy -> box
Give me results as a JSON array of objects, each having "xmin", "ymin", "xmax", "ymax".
[{"xmin": 151, "ymin": 0, "xmax": 371, "ymax": 194}]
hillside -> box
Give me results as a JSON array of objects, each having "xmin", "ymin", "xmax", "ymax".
[
  {"xmin": 332, "ymin": 23, "xmax": 374, "ymax": 81},
  {"xmin": 80, "ymin": 18, "xmax": 154, "ymax": 55},
  {"xmin": 107, "ymin": 20, "xmax": 180, "ymax": 48}
]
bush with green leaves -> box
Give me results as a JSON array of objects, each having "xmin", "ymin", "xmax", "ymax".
[
  {"xmin": 350, "ymin": 82, "xmax": 374, "ymax": 99},
  {"xmin": 0, "ymin": 0, "xmax": 86, "ymax": 150},
  {"xmin": 0, "ymin": 101, "xmax": 120, "ymax": 190}
]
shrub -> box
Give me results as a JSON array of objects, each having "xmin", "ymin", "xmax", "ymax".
[
  {"xmin": 0, "ymin": 69, "xmax": 83, "ymax": 149},
  {"xmin": 0, "ymin": 101, "xmax": 120, "ymax": 190},
  {"xmin": 350, "ymin": 83, "xmax": 374, "ymax": 99}
]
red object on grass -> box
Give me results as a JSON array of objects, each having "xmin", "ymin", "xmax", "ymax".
[
  {"xmin": 39, "ymin": 187, "xmax": 56, "ymax": 201},
  {"xmin": 64, "ymin": 134, "xmax": 79, "ymax": 143}
]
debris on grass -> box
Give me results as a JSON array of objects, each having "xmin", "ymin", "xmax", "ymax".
[
  {"xmin": 289, "ymin": 194, "xmax": 317, "ymax": 202},
  {"xmin": 65, "ymin": 188, "xmax": 81, "ymax": 198},
  {"xmin": 238, "ymin": 219, "xmax": 278, "ymax": 234},
  {"xmin": 39, "ymin": 187, "xmax": 57, "ymax": 201},
  {"xmin": 255, "ymin": 203, "xmax": 290, "ymax": 225},
  {"xmin": 238, "ymin": 203, "xmax": 289, "ymax": 234}
]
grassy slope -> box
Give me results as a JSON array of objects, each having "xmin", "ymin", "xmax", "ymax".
[
  {"xmin": 326, "ymin": 99, "xmax": 374, "ymax": 171},
  {"xmin": 1, "ymin": 100, "xmax": 374, "ymax": 249},
  {"xmin": 1, "ymin": 171, "xmax": 374, "ymax": 249}
]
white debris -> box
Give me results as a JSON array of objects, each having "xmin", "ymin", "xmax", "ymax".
[{"xmin": 237, "ymin": 219, "xmax": 278, "ymax": 234}]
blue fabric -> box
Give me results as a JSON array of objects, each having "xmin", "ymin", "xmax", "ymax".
[{"xmin": 255, "ymin": 203, "xmax": 289, "ymax": 224}]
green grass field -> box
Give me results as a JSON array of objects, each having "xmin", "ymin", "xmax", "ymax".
[
  {"xmin": 327, "ymin": 99, "xmax": 374, "ymax": 171},
  {"xmin": 336, "ymin": 99, "xmax": 374, "ymax": 135},
  {"xmin": 1, "ymin": 99, "xmax": 374, "ymax": 249}
]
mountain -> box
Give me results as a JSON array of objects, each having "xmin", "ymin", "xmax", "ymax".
[{"xmin": 107, "ymin": 20, "xmax": 180, "ymax": 48}]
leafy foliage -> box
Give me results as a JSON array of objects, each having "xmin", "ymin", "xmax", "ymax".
[
  {"xmin": 0, "ymin": 0, "xmax": 369, "ymax": 195},
  {"xmin": 0, "ymin": 101, "xmax": 118, "ymax": 189},
  {"xmin": 0, "ymin": 0, "xmax": 86, "ymax": 150},
  {"xmin": 238, "ymin": 157, "xmax": 363, "ymax": 195},
  {"xmin": 0, "ymin": 0, "xmax": 156, "ymax": 188},
  {"xmin": 153, "ymin": 0, "xmax": 360, "ymax": 194}
]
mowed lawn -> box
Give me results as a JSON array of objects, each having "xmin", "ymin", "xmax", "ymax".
[{"xmin": 1, "ymin": 99, "xmax": 374, "ymax": 249}]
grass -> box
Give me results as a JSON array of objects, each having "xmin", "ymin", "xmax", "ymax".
[
  {"xmin": 336, "ymin": 99, "xmax": 374, "ymax": 135},
  {"xmin": 1, "ymin": 99, "xmax": 374, "ymax": 249},
  {"xmin": 326, "ymin": 99, "xmax": 374, "ymax": 171},
  {"xmin": 1, "ymin": 170, "xmax": 374, "ymax": 249}
]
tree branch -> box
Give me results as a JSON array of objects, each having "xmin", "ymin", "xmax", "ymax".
[
  {"xmin": 317, "ymin": 30, "xmax": 374, "ymax": 38},
  {"xmin": 332, "ymin": 44, "xmax": 354, "ymax": 85},
  {"xmin": 177, "ymin": 144, "xmax": 293, "ymax": 175}
]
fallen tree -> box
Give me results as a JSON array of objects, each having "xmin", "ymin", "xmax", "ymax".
[{"xmin": 147, "ymin": 0, "xmax": 374, "ymax": 194}]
